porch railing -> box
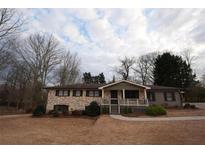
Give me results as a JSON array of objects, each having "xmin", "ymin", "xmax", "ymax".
[{"xmin": 101, "ymin": 98, "xmax": 149, "ymax": 106}]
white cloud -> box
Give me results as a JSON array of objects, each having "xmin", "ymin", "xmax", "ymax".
[{"xmin": 19, "ymin": 8, "xmax": 205, "ymax": 80}]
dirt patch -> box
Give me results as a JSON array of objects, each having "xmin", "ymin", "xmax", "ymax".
[{"xmin": 0, "ymin": 115, "xmax": 205, "ymax": 144}]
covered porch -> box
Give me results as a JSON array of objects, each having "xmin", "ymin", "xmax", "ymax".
[{"xmin": 98, "ymin": 80, "xmax": 150, "ymax": 114}]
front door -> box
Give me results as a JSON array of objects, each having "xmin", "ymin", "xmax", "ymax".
[{"xmin": 110, "ymin": 90, "xmax": 118, "ymax": 114}]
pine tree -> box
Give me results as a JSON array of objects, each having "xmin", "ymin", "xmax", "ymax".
[
  {"xmin": 153, "ymin": 52, "xmax": 196, "ymax": 88},
  {"xmin": 98, "ymin": 73, "xmax": 106, "ymax": 84}
]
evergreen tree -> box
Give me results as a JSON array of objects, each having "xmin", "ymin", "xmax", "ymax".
[
  {"xmin": 83, "ymin": 72, "xmax": 92, "ymax": 84},
  {"xmin": 98, "ymin": 73, "xmax": 106, "ymax": 84},
  {"xmin": 153, "ymin": 52, "xmax": 196, "ymax": 88},
  {"xmin": 83, "ymin": 72, "xmax": 106, "ymax": 84}
]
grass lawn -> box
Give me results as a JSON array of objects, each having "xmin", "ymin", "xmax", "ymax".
[
  {"xmin": 123, "ymin": 108, "xmax": 205, "ymax": 117},
  {"xmin": 0, "ymin": 115, "xmax": 205, "ymax": 144}
]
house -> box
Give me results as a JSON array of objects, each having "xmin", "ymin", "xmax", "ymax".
[{"xmin": 45, "ymin": 80, "xmax": 182, "ymax": 114}]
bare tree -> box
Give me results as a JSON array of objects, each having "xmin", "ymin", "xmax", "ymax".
[
  {"xmin": 0, "ymin": 9, "xmax": 24, "ymax": 40},
  {"xmin": 5, "ymin": 59, "xmax": 33, "ymax": 109},
  {"xmin": 13, "ymin": 33, "xmax": 62, "ymax": 104},
  {"xmin": 15, "ymin": 33, "xmax": 62, "ymax": 87},
  {"xmin": 132, "ymin": 52, "xmax": 158, "ymax": 85},
  {"xmin": 201, "ymin": 74, "xmax": 205, "ymax": 88},
  {"xmin": 55, "ymin": 51, "xmax": 80, "ymax": 86},
  {"xmin": 115, "ymin": 56, "xmax": 135, "ymax": 80},
  {"xmin": 0, "ymin": 9, "xmax": 24, "ymax": 72},
  {"xmin": 181, "ymin": 48, "xmax": 197, "ymax": 67}
]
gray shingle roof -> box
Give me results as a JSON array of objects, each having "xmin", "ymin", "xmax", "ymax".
[{"xmin": 44, "ymin": 83, "xmax": 179, "ymax": 91}]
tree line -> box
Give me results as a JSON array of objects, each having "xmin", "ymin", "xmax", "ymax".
[
  {"xmin": 114, "ymin": 51, "xmax": 199, "ymax": 88},
  {"xmin": 0, "ymin": 9, "xmax": 81, "ymax": 110},
  {"xmin": 0, "ymin": 9, "xmax": 205, "ymax": 110}
]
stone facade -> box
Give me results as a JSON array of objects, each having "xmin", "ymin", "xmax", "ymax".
[
  {"xmin": 45, "ymin": 81, "xmax": 182, "ymax": 113},
  {"xmin": 46, "ymin": 90, "xmax": 102, "ymax": 112}
]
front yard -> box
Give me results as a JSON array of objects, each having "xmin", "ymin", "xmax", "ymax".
[
  {"xmin": 123, "ymin": 108, "xmax": 205, "ymax": 117},
  {"xmin": 0, "ymin": 115, "xmax": 205, "ymax": 144}
]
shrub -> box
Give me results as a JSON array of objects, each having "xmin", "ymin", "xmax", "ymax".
[
  {"xmin": 190, "ymin": 105, "xmax": 196, "ymax": 109},
  {"xmin": 25, "ymin": 108, "xmax": 33, "ymax": 113},
  {"xmin": 48, "ymin": 110, "xmax": 55, "ymax": 115},
  {"xmin": 52, "ymin": 110, "xmax": 60, "ymax": 117},
  {"xmin": 85, "ymin": 101, "xmax": 100, "ymax": 116},
  {"xmin": 160, "ymin": 103, "xmax": 168, "ymax": 108},
  {"xmin": 32, "ymin": 105, "xmax": 46, "ymax": 117},
  {"xmin": 183, "ymin": 103, "xmax": 191, "ymax": 109},
  {"xmin": 123, "ymin": 106, "xmax": 132, "ymax": 114},
  {"xmin": 72, "ymin": 110, "xmax": 83, "ymax": 115},
  {"xmin": 82, "ymin": 110, "xmax": 86, "ymax": 115},
  {"xmin": 101, "ymin": 106, "xmax": 109, "ymax": 114},
  {"xmin": 145, "ymin": 104, "xmax": 166, "ymax": 116}
]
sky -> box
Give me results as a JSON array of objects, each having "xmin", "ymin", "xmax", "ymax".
[{"xmin": 21, "ymin": 8, "xmax": 205, "ymax": 81}]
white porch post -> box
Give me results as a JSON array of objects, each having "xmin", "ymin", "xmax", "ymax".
[
  {"xmin": 144, "ymin": 89, "xmax": 148, "ymax": 104},
  {"xmin": 122, "ymin": 89, "xmax": 125, "ymax": 102},
  {"xmin": 102, "ymin": 89, "xmax": 104, "ymax": 99}
]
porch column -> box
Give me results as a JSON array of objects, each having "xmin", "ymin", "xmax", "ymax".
[
  {"xmin": 144, "ymin": 89, "xmax": 148, "ymax": 104},
  {"xmin": 102, "ymin": 89, "xmax": 104, "ymax": 99},
  {"xmin": 122, "ymin": 89, "xmax": 125, "ymax": 102}
]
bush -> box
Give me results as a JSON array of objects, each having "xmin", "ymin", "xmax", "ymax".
[
  {"xmin": 183, "ymin": 103, "xmax": 191, "ymax": 109},
  {"xmin": 101, "ymin": 106, "xmax": 109, "ymax": 114},
  {"xmin": 190, "ymin": 105, "xmax": 196, "ymax": 109},
  {"xmin": 145, "ymin": 104, "xmax": 167, "ymax": 116},
  {"xmin": 52, "ymin": 110, "xmax": 60, "ymax": 117},
  {"xmin": 123, "ymin": 106, "xmax": 132, "ymax": 114},
  {"xmin": 48, "ymin": 110, "xmax": 55, "ymax": 115},
  {"xmin": 85, "ymin": 101, "xmax": 100, "ymax": 116},
  {"xmin": 32, "ymin": 105, "xmax": 46, "ymax": 117},
  {"xmin": 25, "ymin": 108, "xmax": 33, "ymax": 113},
  {"xmin": 72, "ymin": 110, "xmax": 83, "ymax": 115},
  {"xmin": 82, "ymin": 110, "xmax": 86, "ymax": 115}
]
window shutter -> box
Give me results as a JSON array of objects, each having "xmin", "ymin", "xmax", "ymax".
[
  {"xmin": 73, "ymin": 90, "xmax": 76, "ymax": 96},
  {"xmin": 86, "ymin": 90, "xmax": 89, "ymax": 96},
  {"xmin": 56, "ymin": 90, "xmax": 59, "ymax": 96},
  {"xmin": 172, "ymin": 92, "xmax": 176, "ymax": 101},
  {"xmin": 164, "ymin": 92, "xmax": 167, "ymax": 101},
  {"xmin": 99, "ymin": 90, "xmax": 102, "ymax": 97}
]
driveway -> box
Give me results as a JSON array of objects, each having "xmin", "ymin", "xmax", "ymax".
[{"xmin": 0, "ymin": 114, "xmax": 31, "ymax": 119}]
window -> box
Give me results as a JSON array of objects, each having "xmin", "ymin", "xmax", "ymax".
[
  {"xmin": 55, "ymin": 90, "xmax": 70, "ymax": 96},
  {"xmin": 164, "ymin": 92, "xmax": 175, "ymax": 101},
  {"xmin": 89, "ymin": 91, "xmax": 94, "ymax": 97},
  {"xmin": 94, "ymin": 91, "xmax": 100, "ymax": 97},
  {"xmin": 125, "ymin": 90, "xmax": 139, "ymax": 99},
  {"xmin": 73, "ymin": 90, "xmax": 82, "ymax": 97},
  {"xmin": 59, "ymin": 90, "xmax": 63, "ymax": 96},
  {"xmin": 147, "ymin": 92, "xmax": 155, "ymax": 101},
  {"xmin": 86, "ymin": 90, "xmax": 101, "ymax": 97},
  {"xmin": 63, "ymin": 90, "xmax": 69, "ymax": 96}
]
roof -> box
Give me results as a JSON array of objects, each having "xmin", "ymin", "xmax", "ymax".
[
  {"xmin": 98, "ymin": 80, "xmax": 150, "ymax": 89},
  {"xmin": 44, "ymin": 81, "xmax": 180, "ymax": 91},
  {"xmin": 44, "ymin": 83, "xmax": 106, "ymax": 90},
  {"xmin": 146, "ymin": 85, "xmax": 180, "ymax": 91}
]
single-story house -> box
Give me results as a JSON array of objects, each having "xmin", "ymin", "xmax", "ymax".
[{"xmin": 45, "ymin": 80, "xmax": 182, "ymax": 114}]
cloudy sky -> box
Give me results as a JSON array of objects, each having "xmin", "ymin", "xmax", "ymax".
[{"xmin": 21, "ymin": 8, "xmax": 205, "ymax": 80}]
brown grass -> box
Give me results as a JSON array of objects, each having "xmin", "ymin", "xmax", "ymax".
[
  {"xmin": 0, "ymin": 115, "xmax": 205, "ymax": 145},
  {"xmin": 124, "ymin": 108, "xmax": 205, "ymax": 117}
]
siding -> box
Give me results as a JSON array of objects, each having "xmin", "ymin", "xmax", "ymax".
[{"xmin": 149, "ymin": 91, "xmax": 181, "ymax": 107}]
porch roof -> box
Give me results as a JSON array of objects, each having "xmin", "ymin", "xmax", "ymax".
[{"xmin": 98, "ymin": 80, "xmax": 151, "ymax": 90}]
